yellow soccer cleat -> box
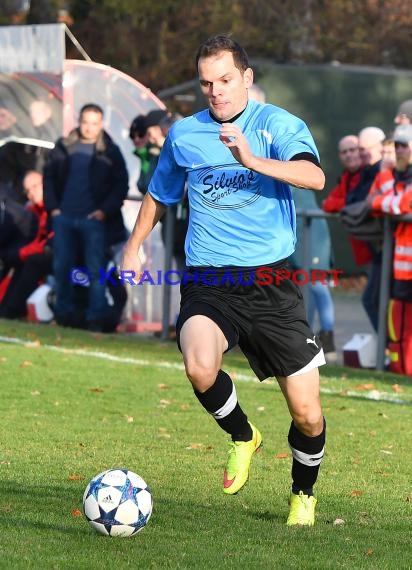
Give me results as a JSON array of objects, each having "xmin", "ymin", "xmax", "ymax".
[
  {"xmin": 287, "ymin": 491, "xmax": 317, "ymax": 526},
  {"xmin": 223, "ymin": 422, "xmax": 262, "ymax": 495}
]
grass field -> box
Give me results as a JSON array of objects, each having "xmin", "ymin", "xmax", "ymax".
[{"xmin": 0, "ymin": 319, "xmax": 411, "ymax": 570}]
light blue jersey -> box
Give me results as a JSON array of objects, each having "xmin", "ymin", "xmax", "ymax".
[{"xmin": 148, "ymin": 99, "xmax": 320, "ymax": 267}]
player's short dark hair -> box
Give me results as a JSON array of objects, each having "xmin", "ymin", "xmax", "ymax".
[
  {"xmin": 79, "ymin": 103, "xmax": 104, "ymax": 117},
  {"xmin": 195, "ymin": 35, "xmax": 250, "ymax": 73}
]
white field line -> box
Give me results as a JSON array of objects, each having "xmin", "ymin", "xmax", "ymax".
[{"xmin": 0, "ymin": 335, "xmax": 409, "ymax": 406}]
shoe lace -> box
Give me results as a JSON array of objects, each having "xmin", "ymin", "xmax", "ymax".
[
  {"xmin": 226, "ymin": 440, "xmax": 244, "ymax": 470},
  {"xmin": 296, "ymin": 491, "xmax": 312, "ymax": 511}
]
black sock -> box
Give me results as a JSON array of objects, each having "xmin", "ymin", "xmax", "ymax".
[
  {"xmin": 193, "ymin": 369, "xmax": 252, "ymax": 441},
  {"xmin": 288, "ymin": 418, "xmax": 326, "ymax": 496}
]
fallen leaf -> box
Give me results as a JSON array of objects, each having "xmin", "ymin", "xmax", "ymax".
[
  {"xmin": 353, "ymin": 383, "xmax": 375, "ymax": 391},
  {"xmin": 26, "ymin": 340, "xmax": 41, "ymax": 348},
  {"xmin": 157, "ymin": 383, "xmax": 169, "ymax": 390},
  {"xmin": 180, "ymin": 404, "xmax": 190, "ymax": 410},
  {"xmin": 333, "ymin": 518, "xmax": 345, "ymax": 526},
  {"xmin": 350, "ymin": 490, "xmax": 362, "ymax": 497},
  {"xmin": 366, "ymin": 549, "xmax": 374, "ymax": 556},
  {"xmin": 0, "ymin": 357, "xmax": 7, "ymax": 363},
  {"xmin": 186, "ymin": 443, "xmax": 203, "ymax": 450},
  {"xmin": 89, "ymin": 387, "xmax": 104, "ymax": 393},
  {"xmin": 125, "ymin": 415, "xmax": 134, "ymax": 423},
  {"xmin": 159, "ymin": 399, "xmax": 171, "ymax": 407},
  {"xmin": 20, "ymin": 360, "xmax": 33, "ymax": 367},
  {"xmin": 30, "ymin": 390, "xmax": 40, "ymax": 396},
  {"xmin": 71, "ymin": 509, "xmax": 83, "ymax": 517},
  {"xmin": 257, "ymin": 406, "xmax": 265, "ymax": 412},
  {"xmin": 405, "ymin": 495, "xmax": 412, "ymax": 502},
  {"xmin": 275, "ymin": 452, "xmax": 289, "ymax": 459},
  {"xmin": 391, "ymin": 384, "xmax": 403, "ymax": 393},
  {"xmin": 158, "ymin": 427, "xmax": 171, "ymax": 438},
  {"xmin": 68, "ymin": 474, "xmax": 85, "ymax": 481}
]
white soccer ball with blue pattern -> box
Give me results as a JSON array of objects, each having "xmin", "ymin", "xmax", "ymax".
[{"xmin": 83, "ymin": 469, "xmax": 153, "ymax": 537}]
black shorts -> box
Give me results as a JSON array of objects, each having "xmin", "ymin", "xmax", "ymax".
[{"xmin": 175, "ymin": 259, "xmax": 323, "ymax": 380}]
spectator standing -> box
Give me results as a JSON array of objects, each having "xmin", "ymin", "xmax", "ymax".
[
  {"xmin": 130, "ymin": 109, "xmax": 188, "ymax": 273},
  {"xmin": 129, "ymin": 113, "xmax": 156, "ymax": 197},
  {"xmin": 143, "ymin": 109, "xmax": 188, "ymax": 276},
  {"xmin": 354, "ymin": 126, "xmax": 385, "ymax": 332},
  {"xmin": 290, "ymin": 187, "xmax": 336, "ymax": 361},
  {"xmin": 0, "ymin": 171, "xmax": 53, "ymax": 319},
  {"xmin": 368, "ymin": 124, "xmax": 412, "ymax": 301},
  {"xmin": 348, "ymin": 126, "xmax": 385, "ymax": 205},
  {"xmin": 130, "ymin": 109, "xmax": 188, "ymax": 338},
  {"xmin": 322, "ymin": 135, "xmax": 371, "ymax": 266},
  {"xmin": 43, "ymin": 103, "xmax": 129, "ymax": 331}
]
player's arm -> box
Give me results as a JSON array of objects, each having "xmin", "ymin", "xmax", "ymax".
[
  {"xmin": 219, "ymin": 123, "xmax": 325, "ymax": 191},
  {"xmin": 120, "ymin": 192, "xmax": 166, "ymax": 279},
  {"xmin": 247, "ymin": 154, "xmax": 324, "ymax": 191}
]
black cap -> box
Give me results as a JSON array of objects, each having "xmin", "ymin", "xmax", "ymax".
[
  {"xmin": 144, "ymin": 109, "xmax": 169, "ymax": 129},
  {"xmin": 129, "ymin": 115, "xmax": 147, "ymax": 139}
]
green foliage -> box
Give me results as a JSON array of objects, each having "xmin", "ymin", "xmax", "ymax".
[
  {"xmin": 0, "ymin": 320, "xmax": 411, "ymax": 568},
  {"xmin": 4, "ymin": 0, "xmax": 411, "ymax": 91}
]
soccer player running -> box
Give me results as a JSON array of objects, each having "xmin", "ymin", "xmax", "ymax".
[{"xmin": 121, "ymin": 35, "xmax": 326, "ymax": 526}]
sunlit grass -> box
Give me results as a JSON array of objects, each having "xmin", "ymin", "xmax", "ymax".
[{"xmin": 0, "ymin": 320, "xmax": 411, "ymax": 569}]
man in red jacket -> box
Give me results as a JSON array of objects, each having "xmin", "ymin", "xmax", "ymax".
[
  {"xmin": 322, "ymin": 134, "xmax": 371, "ymax": 265},
  {"xmin": 0, "ymin": 171, "xmax": 53, "ymax": 319}
]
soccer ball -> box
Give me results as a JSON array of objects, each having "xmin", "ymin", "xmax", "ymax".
[{"xmin": 83, "ymin": 468, "xmax": 153, "ymax": 537}]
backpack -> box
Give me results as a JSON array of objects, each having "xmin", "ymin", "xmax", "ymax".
[{"xmin": 339, "ymin": 200, "xmax": 383, "ymax": 243}]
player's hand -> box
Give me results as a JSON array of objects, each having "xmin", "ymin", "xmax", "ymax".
[
  {"xmin": 119, "ymin": 244, "xmax": 141, "ymax": 285},
  {"xmin": 219, "ymin": 123, "xmax": 254, "ymax": 167}
]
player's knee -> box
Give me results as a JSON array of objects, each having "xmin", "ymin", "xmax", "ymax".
[
  {"xmin": 293, "ymin": 409, "xmax": 324, "ymax": 437},
  {"xmin": 184, "ymin": 357, "xmax": 219, "ymax": 392}
]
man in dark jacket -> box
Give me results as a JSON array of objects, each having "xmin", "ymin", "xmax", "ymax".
[{"xmin": 43, "ymin": 103, "xmax": 129, "ymax": 331}]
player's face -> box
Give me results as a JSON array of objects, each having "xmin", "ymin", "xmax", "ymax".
[
  {"xmin": 79, "ymin": 110, "xmax": 104, "ymax": 143},
  {"xmin": 198, "ymin": 51, "xmax": 253, "ymax": 121}
]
